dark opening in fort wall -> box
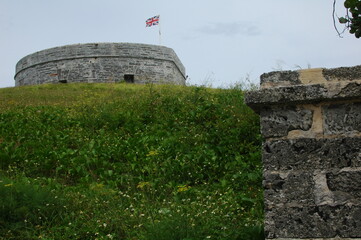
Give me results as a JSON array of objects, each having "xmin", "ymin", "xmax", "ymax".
[
  {"xmin": 15, "ymin": 43, "xmax": 186, "ymax": 86},
  {"xmin": 245, "ymin": 65, "xmax": 361, "ymax": 240}
]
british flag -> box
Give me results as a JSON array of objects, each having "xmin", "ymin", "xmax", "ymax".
[{"xmin": 146, "ymin": 15, "xmax": 160, "ymax": 27}]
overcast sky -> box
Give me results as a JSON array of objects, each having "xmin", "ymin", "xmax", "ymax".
[{"xmin": 1, "ymin": 0, "xmax": 360, "ymax": 88}]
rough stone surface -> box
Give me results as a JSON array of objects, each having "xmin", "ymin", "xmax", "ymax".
[
  {"xmin": 15, "ymin": 43, "xmax": 186, "ymax": 86},
  {"xmin": 266, "ymin": 205, "xmax": 361, "ymax": 238},
  {"xmin": 245, "ymin": 82, "xmax": 361, "ymax": 113},
  {"xmin": 323, "ymin": 65, "xmax": 361, "ymax": 81},
  {"xmin": 260, "ymin": 71, "xmax": 301, "ymax": 86},
  {"xmin": 323, "ymin": 102, "xmax": 361, "ymax": 135},
  {"xmin": 245, "ymin": 84, "xmax": 328, "ymax": 112},
  {"xmin": 264, "ymin": 168, "xmax": 361, "ymax": 209},
  {"xmin": 246, "ymin": 66, "xmax": 361, "ymax": 239},
  {"xmin": 259, "ymin": 65, "xmax": 361, "ymax": 89},
  {"xmin": 334, "ymin": 82, "xmax": 361, "ymax": 99},
  {"xmin": 264, "ymin": 171, "xmax": 315, "ymax": 207},
  {"xmin": 327, "ymin": 170, "xmax": 361, "ymax": 197},
  {"xmin": 260, "ymin": 106, "xmax": 313, "ymax": 138},
  {"xmin": 313, "ymin": 170, "xmax": 360, "ymax": 206},
  {"xmin": 263, "ymin": 138, "xmax": 361, "ymax": 171}
]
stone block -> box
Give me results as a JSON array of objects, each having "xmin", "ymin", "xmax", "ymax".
[
  {"xmin": 323, "ymin": 102, "xmax": 361, "ymax": 135},
  {"xmin": 264, "ymin": 171, "xmax": 314, "ymax": 207},
  {"xmin": 261, "ymin": 70, "xmax": 301, "ymax": 87},
  {"xmin": 266, "ymin": 205, "xmax": 361, "ymax": 239},
  {"xmin": 260, "ymin": 106, "xmax": 313, "ymax": 138},
  {"xmin": 245, "ymin": 84, "xmax": 328, "ymax": 112},
  {"xmin": 335, "ymin": 82, "xmax": 361, "ymax": 98},
  {"xmin": 245, "ymin": 82, "xmax": 361, "ymax": 113},
  {"xmin": 259, "ymin": 65, "xmax": 361, "ymax": 89},
  {"xmin": 264, "ymin": 168, "xmax": 361, "ymax": 208},
  {"xmin": 263, "ymin": 138, "xmax": 361, "ymax": 171},
  {"xmin": 323, "ymin": 65, "xmax": 361, "ymax": 81},
  {"xmin": 327, "ymin": 169, "xmax": 361, "ymax": 198},
  {"xmin": 313, "ymin": 170, "xmax": 360, "ymax": 206}
]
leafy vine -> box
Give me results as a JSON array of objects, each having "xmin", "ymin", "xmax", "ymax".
[{"xmin": 333, "ymin": 0, "xmax": 361, "ymax": 38}]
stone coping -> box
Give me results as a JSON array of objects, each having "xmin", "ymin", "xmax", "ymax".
[
  {"xmin": 245, "ymin": 66, "xmax": 361, "ymax": 112},
  {"xmin": 15, "ymin": 42, "xmax": 186, "ymax": 78},
  {"xmin": 260, "ymin": 65, "xmax": 361, "ymax": 89}
]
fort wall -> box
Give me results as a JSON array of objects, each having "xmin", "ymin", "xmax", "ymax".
[{"xmin": 15, "ymin": 43, "xmax": 186, "ymax": 86}]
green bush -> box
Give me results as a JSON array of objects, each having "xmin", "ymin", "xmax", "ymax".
[{"xmin": 0, "ymin": 176, "xmax": 65, "ymax": 237}]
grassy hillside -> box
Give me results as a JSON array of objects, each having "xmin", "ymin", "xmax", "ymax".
[{"xmin": 0, "ymin": 83, "xmax": 263, "ymax": 240}]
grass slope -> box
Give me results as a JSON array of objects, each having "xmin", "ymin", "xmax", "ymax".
[{"xmin": 0, "ymin": 83, "xmax": 263, "ymax": 240}]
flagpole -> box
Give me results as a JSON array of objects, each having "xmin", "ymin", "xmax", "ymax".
[
  {"xmin": 158, "ymin": 15, "xmax": 162, "ymax": 45},
  {"xmin": 145, "ymin": 15, "xmax": 161, "ymax": 45}
]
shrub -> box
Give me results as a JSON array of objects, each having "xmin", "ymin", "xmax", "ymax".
[{"xmin": 0, "ymin": 176, "xmax": 65, "ymax": 237}]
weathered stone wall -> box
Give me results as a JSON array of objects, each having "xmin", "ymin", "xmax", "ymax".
[
  {"xmin": 15, "ymin": 43, "xmax": 186, "ymax": 86},
  {"xmin": 245, "ymin": 65, "xmax": 361, "ymax": 240}
]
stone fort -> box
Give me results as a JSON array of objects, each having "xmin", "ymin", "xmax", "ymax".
[{"xmin": 14, "ymin": 42, "xmax": 186, "ymax": 86}]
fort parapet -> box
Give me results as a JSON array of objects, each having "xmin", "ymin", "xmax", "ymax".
[
  {"xmin": 15, "ymin": 43, "xmax": 186, "ymax": 86},
  {"xmin": 245, "ymin": 65, "xmax": 361, "ymax": 240}
]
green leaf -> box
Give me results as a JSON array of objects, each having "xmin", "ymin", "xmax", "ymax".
[
  {"xmin": 355, "ymin": 29, "xmax": 361, "ymax": 38},
  {"xmin": 344, "ymin": 0, "xmax": 357, "ymax": 8},
  {"xmin": 339, "ymin": 17, "xmax": 349, "ymax": 24}
]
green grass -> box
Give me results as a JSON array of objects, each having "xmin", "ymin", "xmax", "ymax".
[{"xmin": 0, "ymin": 83, "xmax": 263, "ymax": 240}]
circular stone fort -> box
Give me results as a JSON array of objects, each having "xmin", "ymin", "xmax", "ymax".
[{"xmin": 15, "ymin": 43, "xmax": 186, "ymax": 86}]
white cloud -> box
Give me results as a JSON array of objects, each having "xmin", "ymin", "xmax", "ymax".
[{"xmin": 196, "ymin": 22, "xmax": 261, "ymax": 37}]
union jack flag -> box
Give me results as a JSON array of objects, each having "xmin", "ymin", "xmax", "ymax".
[{"xmin": 146, "ymin": 15, "xmax": 160, "ymax": 27}]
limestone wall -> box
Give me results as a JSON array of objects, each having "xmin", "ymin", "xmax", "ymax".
[
  {"xmin": 15, "ymin": 43, "xmax": 186, "ymax": 86},
  {"xmin": 245, "ymin": 65, "xmax": 361, "ymax": 240}
]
